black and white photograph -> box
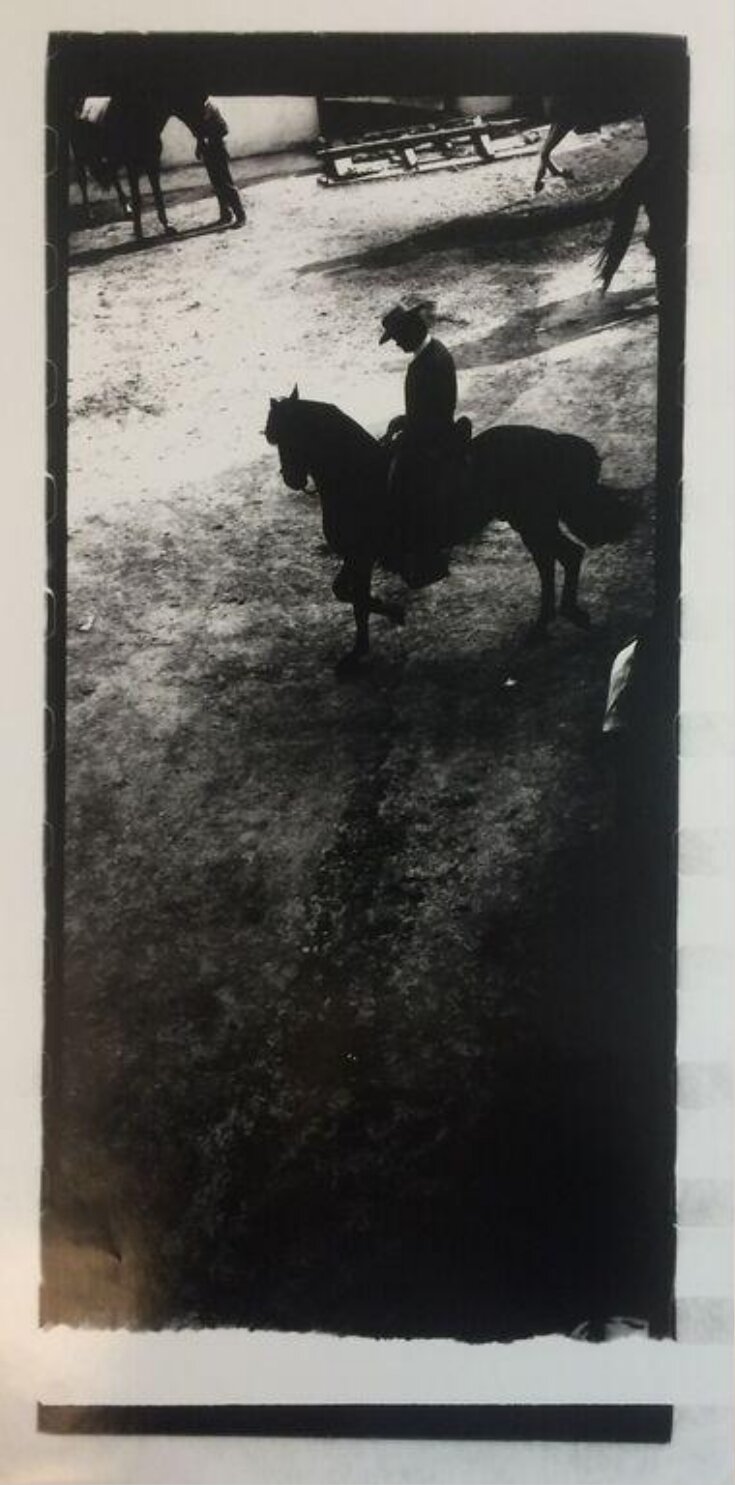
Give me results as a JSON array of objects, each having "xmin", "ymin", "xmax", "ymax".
[
  {"xmin": 45, "ymin": 33, "xmax": 683, "ymax": 1347},
  {"xmin": 0, "ymin": 8, "xmax": 731, "ymax": 1477}
]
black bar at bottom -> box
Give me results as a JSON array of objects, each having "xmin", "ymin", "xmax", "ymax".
[{"xmin": 38, "ymin": 1404, "xmax": 673, "ymax": 1442}]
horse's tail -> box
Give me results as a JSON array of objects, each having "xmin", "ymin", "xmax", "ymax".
[
  {"xmin": 596, "ymin": 156, "xmax": 649, "ymax": 292},
  {"xmin": 558, "ymin": 439, "xmax": 638, "ymax": 546}
]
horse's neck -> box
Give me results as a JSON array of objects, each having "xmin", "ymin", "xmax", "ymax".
[
  {"xmin": 170, "ymin": 105, "xmax": 202, "ymax": 136},
  {"xmin": 111, "ymin": 96, "xmax": 171, "ymax": 133},
  {"xmin": 299, "ymin": 404, "xmax": 380, "ymax": 488},
  {"xmin": 149, "ymin": 106, "xmax": 172, "ymax": 133}
]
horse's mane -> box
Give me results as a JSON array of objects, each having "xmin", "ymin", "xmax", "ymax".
[
  {"xmin": 295, "ymin": 399, "xmax": 380, "ymax": 452},
  {"xmin": 289, "ymin": 399, "xmax": 385, "ymax": 488}
]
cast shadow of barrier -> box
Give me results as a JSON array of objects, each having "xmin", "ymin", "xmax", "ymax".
[
  {"xmin": 297, "ymin": 191, "xmax": 619, "ymax": 279},
  {"xmin": 68, "ymin": 219, "xmax": 233, "ymax": 271},
  {"xmin": 453, "ymin": 286, "xmax": 657, "ymax": 367}
]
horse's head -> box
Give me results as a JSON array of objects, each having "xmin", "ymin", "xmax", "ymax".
[{"xmin": 265, "ymin": 386, "xmax": 309, "ymax": 491}]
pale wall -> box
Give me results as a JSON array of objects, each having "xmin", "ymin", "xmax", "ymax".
[
  {"xmin": 161, "ymin": 97, "xmax": 320, "ymax": 167},
  {"xmin": 455, "ymin": 96, "xmax": 516, "ymax": 116}
]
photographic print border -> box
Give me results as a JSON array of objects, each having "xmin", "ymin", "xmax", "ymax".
[{"xmin": 0, "ymin": 2, "xmax": 732, "ymax": 1481}]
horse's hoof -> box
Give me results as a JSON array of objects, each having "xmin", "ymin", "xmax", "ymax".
[
  {"xmin": 335, "ymin": 652, "xmax": 366, "ymax": 680},
  {"xmin": 561, "ymin": 603, "xmax": 591, "ymax": 630}
]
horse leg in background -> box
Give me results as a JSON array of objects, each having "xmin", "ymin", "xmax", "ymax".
[
  {"xmin": 75, "ymin": 156, "xmax": 92, "ymax": 225},
  {"xmin": 556, "ymin": 531, "xmax": 591, "ymax": 628},
  {"xmin": 523, "ymin": 538, "xmax": 557, "ymax": 643},
  {"xmin": 148, "ymin": 162, "xmax": 177, "ymax": 236},
  {"xmin": 127, "ymin": 166, "xmax": 145, "ymax": 241},
  {"xmin": 113, "ymin": 172, "xmax": 132, "ymax": 218},
  {"xmin": 332, "ymin": 562, "xmax": 355, "ymax": 602},
  {"xmin": 336, "ymin": 559, "xmax": 375, "ymax": 677},
  {"xmin": 534, "ymin": 122, "xmax": 574, "ymax": 192}
]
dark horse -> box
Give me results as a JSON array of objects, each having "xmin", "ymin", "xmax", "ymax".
[
  {"xmin": 533, "ymin": 86, "xmax": 680, "ymax": 295},
  {"xmin": 70, "ymin": 91, "xmax": 216, "ymax": 241},
  {"xmin": 71, "ymin": 100, "xmax": 132, "ymax": 224},
  {"xmin": 266, "ymin": 389, "xmax": 634, "ymax": 676},
  {"xmin": 531, "ymin": 91, "xmax": 645, "ymax": 196}
]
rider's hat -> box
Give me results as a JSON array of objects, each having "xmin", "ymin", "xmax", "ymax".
[{"xmin": 379, "ymin": 303, "xmax": 427, "ymax": 344}]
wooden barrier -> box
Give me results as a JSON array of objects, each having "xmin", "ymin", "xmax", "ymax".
[{"xmin": 316, "ymin": 115, "xmax": 542, "ymax": 185}]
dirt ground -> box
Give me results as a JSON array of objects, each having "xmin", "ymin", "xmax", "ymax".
[{"xmin": 46, "ymin": 123, "xmax": 671, "ymax": 1338}]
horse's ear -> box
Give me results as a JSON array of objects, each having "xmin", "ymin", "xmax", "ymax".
[
  {"xmin": 270, "ymin": 398, "xmax": 277, "ymax": 408},
  {"xmin": 290, "ymin": 384, "xmax": 299, "ymax": 400}
]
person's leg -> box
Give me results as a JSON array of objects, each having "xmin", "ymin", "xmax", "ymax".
[
  {"xmin": 217, "ymin": 142, "xmax": 246, "ymax": 224},
  {"xmin": 207, "ymin": 141, "xmax": 245, "ymax": 225},
  {"xmin": 201, "ymin": 142, "xmax": 232, "ymax": 222}
]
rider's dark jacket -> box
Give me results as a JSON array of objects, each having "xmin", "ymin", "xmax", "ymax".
[{"xmin": 403, "ymin": 337, "xmax": 457, "ymax": 447}]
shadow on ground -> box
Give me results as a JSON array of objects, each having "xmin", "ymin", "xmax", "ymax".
[
  {"xmin": 67, "ymin": 149, "xmax": 319, "ymax": 239},
  {"xmin": 453, "ymin": 287, "xmax": 657, "ymax": 366},
  {"xmin": 298, "ymin": 191, "xmax": 618, "ymax": 279},
  {"xmin": 69, "ymin": 219, "xmax": 236, "ymax": 270}
]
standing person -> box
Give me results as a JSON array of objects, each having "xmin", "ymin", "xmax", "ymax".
[
  {"xmin": 379, "ymin": 303, "xmax": 468, "ymax": 586},
  {"xmin": 194, "ymin": 98, "xmax": 246, "ymax": 227}
]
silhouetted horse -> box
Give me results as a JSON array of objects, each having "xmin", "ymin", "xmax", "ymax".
[
  {"xmin": 70, "ymin": 91, "xmax": 217, "ymax": 241},
  {"xmin": 532, "ymin": 90, "xmax": 647, "ymax": 195},
  {"xmin": 266, "ymin": 388, "xmax": 635, "ymax": 675},
  {"xmin": 533, "ymin": 89, "xmax": 680, "ymax": 295}
]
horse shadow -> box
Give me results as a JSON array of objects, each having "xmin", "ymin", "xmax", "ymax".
[
  {"xmin": 69, "ymin": 219, "xmax": 235, "ymax": 271},
  {"xmin": 297, "ymin": 192, "xmax": 616, "ymax": 280},
  {"xmin": 452, "ymin": 286, "xmax": 657, "ymax": 367}
]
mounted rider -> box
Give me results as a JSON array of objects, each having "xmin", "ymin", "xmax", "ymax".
[{"xmin": 379, "ymin": 303, "xmax": 470, "ymax": 587}]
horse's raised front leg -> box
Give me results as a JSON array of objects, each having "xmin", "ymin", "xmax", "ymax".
[
  {"xmin": 333, "ymin": 563, "xmax": 404, "ymax": 628},
  {"xmin": 370, "ymin": 595, "xmax": 405, "ymax": 626},
  {"xmin": 525, "ymin": 539, "xmax": 556, "ymax": 644},
  {"xmin": 127, "ymin": 167, "xmax": 144, "ymax": 240},
  {"xmin": 149, "ymin": 165, "xmax": 176, "ymax": 236},
  {"xmin": 557, "ymin": 532, "xmax": 591, "ymax": 628},
  {"xmin": 335, "ymin": 559, "xmax": 374, "ymax": 677}
]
